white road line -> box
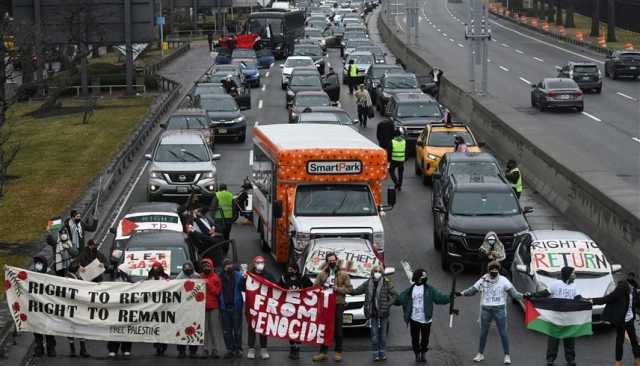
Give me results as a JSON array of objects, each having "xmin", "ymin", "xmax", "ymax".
[
  {"xmin": 449, "ymin": 38, "xmax": 455, "ymax": 42},
  {"xmin": 265, "ymin": 71, "xmax": 270, "ymax": 77},
  {"xmin": 437, "ymin": 28, "xmax": 441, "ymax": 32},
  {"xmin": 249, "ymin": 150, "xmax": 254, "ymax": 166},
  {"xmin": 487, "ymin": 59, "xmax": 492, "ymax": 62},
  {"xmin": 99, "ymin": 161, "xmax": 149, "ymax": 248},
  {"xmin": 432, "ymin": 24, "xmax": 437, "ymax": 29},
  {"xmin": 616, "ymin": 92, "xmax": 637, "ymax": 101},
  {"xmin": 490, "ymin": 19, "xmax": 604, "ymax": 64},
  {"xmin": 499, "ymin": 65, "xmax": 510, "ymax": 72},
  {"xmin": 519, "ymin": 77, "xmax": 531, "ymax": 84},
  {"xmin": 501, "ymin": 43, "xmax": 510, "ymax": 47},
  {"xmin": 258, "ymin": 99, "xmax": 263, "ymax": 109},
  {"xmin": 457, "ymin": 43, "xmax": 464, "ymax": 48},
  {"xmin": 533, "ymin": 57, "xmax": 544, "ymax": 62},
  {"xmin": 400, "ymin": 260, "xmax": 413, "ymax": 282},
  {"xmin": 443, "ymin": 33, "xmax": 448, "ymax": 37},
  {"xmin": 261, "ymin": 84, "xmax": 266, "ymax": 91},
  {"xmin": 632, "ymin": 137, "xmax": 640, "ymax": 144},
  {"xmin": 581, "ymin": 111, "xmax": 602, "ymax": 122},
  {"xmin": 254, "ymin": 121, "xmax": 260, "ymax": 126},
  {"xmin": 515, "ymin": 49, "xmax": 524, "ymax": 54}
]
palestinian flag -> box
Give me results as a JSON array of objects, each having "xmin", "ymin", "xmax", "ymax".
[
  {"xmin": 525, "ymin": 298, "xmax": 593, "ymax": 339},
  {"xmin": 47, "ymin": 217, "xmax": 63, "ymax": 232}
]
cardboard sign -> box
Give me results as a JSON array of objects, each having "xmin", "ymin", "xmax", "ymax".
[
  {"xmin": 531, "ymin": 240, "xmax": 610, "ymax": 273},
  {"xmin": 305, "ymin": 247, "xmax": 380, "ymax": 278},
  {"xmin": 78, "ymin": 259, "xmax": 106, "ymax": 281},
  {"xmin": 123, "ymin": 251, "xmax": 171, "ymax": 277}
]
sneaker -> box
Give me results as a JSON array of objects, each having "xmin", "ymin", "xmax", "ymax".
[
  {"xmin": 260, "ymin": 349, "xmax": 270, "ymax": 360},
  {"xmin": 108, "ymin": 352, "xmax": 116, "ymax": 357},
  {"xmin": 379, "ymin": 354, "xmax": 387, "ymax": 361},
  {"xmin": 334, "ymin": 352, "xmax": 343, "ymax": 362},
  {"xmin": 503, "ymin": 355, "xmax": 512, "ymax": 364},
  {"xmin": 312, "ymin": 352, "xmax": 328, "ymax": 362},
  {"xmin": 123, "ymin": 352, "xmax": 131, "ymax": 357},
  {"xmin": 247, "ymin": 348, "xmax": 256, "ymax": 359},
  {"xmin": 473, "ymin": 353, "xmax": 485, "ymax": 362}
]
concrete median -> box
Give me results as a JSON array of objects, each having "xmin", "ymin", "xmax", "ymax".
[{"xmin": 377, "ymin": 13, "xmax": 640, "ymax": 274}]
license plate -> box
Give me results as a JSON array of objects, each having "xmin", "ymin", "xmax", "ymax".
[
  {"xmin": 558, "ymin": 94, "xmax": 570, "ymax": 100},
  {"xmin": 176, "ymin": 186, "xmax": 189, "ymax": 193},
  {"xmin": 218, "ymin": 128, "xmax": 227, "ymax": 134},
  {"xmin": 582, "ymin": 76, "xmax": 590, "ymax": 80},
  {"xmin": 342, "ymin": 314, "xmax": 353, "ymax": 324},
  {"xmin": 630, "ymin": 66, "xmax": 637, "ymax": 70}
]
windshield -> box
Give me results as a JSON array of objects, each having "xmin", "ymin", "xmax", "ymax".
[
  {"xmin": 154, "ymin": 144, "xmax": 209, "ymax": 162},
  {"xmin": 232, "ymin": 49, "xmax": 256, "ymax": 58},
  {"xmin": 200, "ymin": 97, "xmax": 238, "ymax": 112},
  {"xmin": 248, "ymin": 18, "xmax": 283, "ymax": 35},
  {"xmin": 346, "ymin": 40, "xmax": 369, "ymax": 47},
  {"xmin": 450, "ymin": 192, "xmax": 520, "ymax": 216},
  {"xmin": 619, "ymin": 52, "xmax": 640, "ymax": 61},
  {"xmin": 286, "ymin": 58, "xmax": 314, "ymax": 67},
  {"xmin": 128, "ymin": 246, "xmax": 187, "ymax": 275},
  {"xmin": 397, "ymin": 102, "xmax": 442, "ymax": 118},
  {"xmin": 195, "ymin": 85, "xmax": 225, "ymax": 95},
  {"xmin": 371, "ymin": 67, "xmax": 401, "ymax": 78},
  {"xmin": 290, "ymin": 74, "xmax": 322, "ymax": 87},
  {"xmin": 573, "ymin": 65, "xmax": 598, "ymax": 73},
  {"xmin": 295, "ymin": 47, "xmax": 322, "ymax": 57},
  {"xmin": 449, "ymin": 161, "xmax": 500, "ymax": 176},
  {"xmin": 429, "ymin": 131, "xmax": 475, "ymax": 147},
  {"xmin": 350, "ymin": 54, "xmax": 373, "ymax": 65},
  {"xmin": 547, "ymin": 80, "xmax": 578, "ymax": 89},
  {"xmin": 385, "ymin": 75, "xmax": 417, "ymax": 88},
  {"xmin": 233, "ymin": 59, "xmax": 257, "ymax": 69},
  {"xmin": 127, "ymin": 215, "xmax": 179, "ymax": 224},
  {"xmin": 208, "ymin": 73, "xmax": 235, "ymax": 84},
  {"xmin": 295, "ymin": 184, "xmax": 377, "ymax": 216},
  {"xmin": 304, "ymin": 247, "xmax": 380, "ymax": 278},
  {"xmin": 305, "ymin": 29, "xmax": 323, "ymax": 37},
  {"xmin": 295, "ymin": 94, "xmax": 330, "ymax": 107},
  {"xmin": 167, "ymin": 116, "xmax": 209, "ymax": 130}
]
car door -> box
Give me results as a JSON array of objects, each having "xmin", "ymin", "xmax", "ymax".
[
  {"xmin": 535, "ymin": 81, "xmax": 544, "ymax": 103},
  {"xmin": 415, "ymin": 127, "xmax": 428, "ymax": 169},
  {"xmin": 433, "ymin": 184, "xmax": 450, "ymax": 239},
  {"xmin": 432, "ymin": 154, "xmax": 447, "ymax": 203},
  {"xmin": 511, "ymin": 234, "xmax": 536, "ymax": 293}
]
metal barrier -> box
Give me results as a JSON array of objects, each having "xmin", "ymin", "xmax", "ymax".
[{"xmin": 69, "ymin": 84, "xmax": 146, "ymax": 96}]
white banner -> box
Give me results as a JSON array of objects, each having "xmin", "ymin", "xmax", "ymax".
[
  {"xmin": 123, "ymin": 250, "xmax": 171, "ymax": 277},
  {"xmin": 4, "ymin": 266, "xmax": 206, "ymax": 345}
]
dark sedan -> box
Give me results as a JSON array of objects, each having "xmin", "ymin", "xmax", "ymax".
[
  {"xmin": 605, "ymin": 50, "xmax": 640, "ymax": 79},
  {"xmin": 286, "ymin": 69, "xmax": 325, "ymax": 106},
  {"xmin": 288, "ymin": 91, "xmax": 333, "ymax": 123},
  {"xmin": 530, "ymin": 78, "xmax": 583, "ymax": 112}
]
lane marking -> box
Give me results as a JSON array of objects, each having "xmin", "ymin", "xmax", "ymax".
[
  {"xmin": 457, "ymin": 43, "xmax": 464, "ymax": 48},
  {"xmin": 449, "ymin": 38, "xmax": 455, "ymax": 42},
  {"xmin": 265, "ymin": 71, "xmax": 270, "ymax": 77},
  {"xmin": 519, "ymin": 77, "xmax": 531, "ymax": 85},
  {"xmin": 533, "ymin": 57, "xmax": 544, "ymax": 62},
  {"xmin": 437, "ymin": 28, "xmax": 441, "ymax": 32},
  {"xmin": 261, "ymin": 84, "xmax": 266, "ymax": 92},
  {"xmin": 488, "ymin": 59, "xmax": 492, "ymax": 62},
  {"xmin": 581, "ymin": 111, "xmax": 602, "ymax": 122},
  {"xmin": 501, "ymin": 43, "xmax": 510, "ymax": 47},
  {"xmin": 616, "ymin": 92, "xmax": 637, "ymax": 101},
  {"xmin": 515, "ymin": 49, "xmax": 524, "ymax": 54},
  {"xmin": 499, "ymin": 65, "xmax": 510, "ymax": 72},
  {"xmin": 249, "ymin": 150, "xmax": 254, "ymax": 166},
  {"xmin": 632, "ymin": 137, "xmax": 640, "ymax": 144},
  {"xmin": 432, "ymin": 24, "xmax": 437, "ymax": 29},
  {"xmin": 443, "ymin": 33, "xmax": 448, "ymax": 37},
  {"xmin": 258, "ymin": 99, "xmax": 263, "ymax": 109}
]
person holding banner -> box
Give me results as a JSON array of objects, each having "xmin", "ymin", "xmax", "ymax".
[
  {"xmin": 107, "ymin": 265, "xmax": 133, "ymax": 358},
  {"xmin": 148, "ymin": 262, "xmax": 170, "ymax": 356},
  {"xmin": 395, "ymin": 268, "xmax": 449, "ymax": 363},
  {"xmin": 456, "ymin": 261, "xmax": 523, "ymax": 364},
  {"xmin": 176, "ymin": 261, "xmax": 201, "ymax": 358},
  {"xmin": 64, "ymin": 209, "xmax": 97, "ymax": 252},
  {"xmin": 53, "ymin": 229, "xmax": 78, "ymax": 277},
  {"xmin": 279, "ymin": 263, "xmax": 313, "ymax": 360},
  {"xmin": 31, "ymin": 253, "xmax": 57, "ymax": 358},
  {"xmin": 73, "ymin": 239, "xmax": 108, "ymax": 283},
  {"xmin": 219, "ymin": 258, "xmax": 245, "ymax": 359},
  {"xmin": 200, "ymin": 258, "xmax": 222, "ymax": 359},
  {"xmin": 312, "ymin": 253, "xmax": 353, "ymax": 362},
  {"xmin": 351, "ymin": 265, "xmax": 398, "ymax": 361},
  {"xmin": 246, "ymin": 256, "xmax": 276, "ymax": 360}
]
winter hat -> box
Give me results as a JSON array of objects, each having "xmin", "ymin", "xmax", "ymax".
[
  {"xmin": 560, "ymin": 266, "xmax": 575, "ymax": 282},
  {"xmin": 223, "ymin": 258, "xmax": 233, "ymax": 267},
  {"xmin": 253, "ymin": 256, "xmax": 265, "ymax": 264}
]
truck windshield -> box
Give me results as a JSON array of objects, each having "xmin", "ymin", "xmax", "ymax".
[{"xmin": 295, "ymin": 184, "xmax": 376, "ymax": 216}]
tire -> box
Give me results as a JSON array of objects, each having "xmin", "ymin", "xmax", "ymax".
[
  {"xmin": 611, "ymin": 71, "xmax": 617, "ymax": 80},
  {"xmin": 422, "ymin": 173, "xmax": 432, "ymax": 186},
  {"xmin": 441, "ymin": 245, "xmax": 451, "ymax": 271},
  {"xmin": 433, "ymin": 226, "xmax": 442, "ymax": 251},
  {"xmin": 281, "ymin": 83, "xmax": 286, "ymax": 90},
  {"xmin": 530, "ymin": 94, "xmax": 536, "ymax": 107},
  {"xmin": 415, "ymin": 159, "xmax": 422, "ymax": 175},
  {"xmin": 576, "ymin": 104, "xmax": 584, "ymax": 112},
  {"xmin": 595, "ymin": 86, "xmax": 602, "ymax": 94},
  {"xmin": 604, "ymin": 67, "xmax": 609, "ymax": 78}
]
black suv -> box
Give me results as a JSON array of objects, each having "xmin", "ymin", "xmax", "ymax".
[
  {"xmin": 556, "ymin": 62, "xmax": 602, "ymax": 93},
  {"xmin": 286, "ymin": 68, "xmax": 325, "ymax": 106},
  {"xmin": 432, "ymin": 174, "xmax": 533, "ymax": 271},
  {"xmin": 375, "ymin": 72, "xmax": 420, "ymax": 112},
  {"xmin": 605, "ymin": 50, "xmax": 640, "ymax": 80},
  {"xmin": 365, "ymin": 64, "xmax": 404, "ymax": 103},
  {"xmin": 387, "ymin": 93, "xmax": 446, "ymax": 150}
]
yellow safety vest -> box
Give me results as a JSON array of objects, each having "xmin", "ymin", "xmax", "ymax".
[
  {"xmin": 349, "ymin": 64, "xmax": 359, "ymax": 77},
  {"xmin": 391, "ymin": 138, "xmax": 406, "ymax": 162},
  {"xmin": 215, "ymin": 190, "xmax": 234, "ymax": 220},
  {"xmin": 511, "ymin": 168, "xmax": 523, "ymax": 193}
]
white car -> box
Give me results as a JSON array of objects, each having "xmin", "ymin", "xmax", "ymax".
[
  {"xmin": 510, "ymin": 230, "xmax": 622, "ymax": 323},
  {"xmin": 281, "ymin": 56, "xmax": 315, "ymax": 89},
  {"xmin": 298, "ymin": 238, "xmax": 393, "ymax": 328}
]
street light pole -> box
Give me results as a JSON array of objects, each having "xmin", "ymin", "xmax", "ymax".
[{"xmin": 465, "ymin": 0, "xmax": 491, "ymax": 94}]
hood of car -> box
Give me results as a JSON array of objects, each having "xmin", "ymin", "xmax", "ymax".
[
  {"xmin": 151, "ymin": 161, "xmax": 215, "ymax": 173},
  {"xmin": 384, "ymin": 88, "xmax": 421, "ymax": 95},
  {"xmin": 207, "ymin": 111, "xmax": 242, "ymax": 121},
  {"xmin": 394, "ymin": 116, "xmax": 444, "ymax": 125},
  {"xmin": 535, "ymin": 274, "xmax": 614, "ymax": 299},
  {"xmin": 448, "ymin": 214, "xmax": 529, "ymax": 235},
  {"xmin": 288, "ymin": 85, "xmax": 323, "ymax": 93}
]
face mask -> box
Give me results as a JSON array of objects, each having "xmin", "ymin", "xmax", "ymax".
[
  {"xmin": 74, "ymin": 218, "xmax": 81, "ymax": 223},
  {"xmin": 34, "ymin": 262, "xmax": 44, "ymax": 272},
  {"xmin": 60, "ymin": 234, "xmax": 68, "ymax": 241},
  {"xmin": 488, "ymin": 238, "xmax": 496, "ymax": 245},
  {"xmin": 568, "ymin": 273, "xmax": 576, "ymax": 283},
  {"xmin": 489, "ymin": 271, "xmax": 499, "ymax": 278},
  {"xmin": 184, "ymin": 269, "xmax": 194, "ymax": 275},
  {"xmin": 373, "ymin": 272, "xmax": 382, "ymax": 280},
  {"xmin": 256, "ymin": 263, "xmax": 265, "ymax": 271},
  {"xmin": 329, "ymin": 262, "xmax": 337, "ymax": 269}
]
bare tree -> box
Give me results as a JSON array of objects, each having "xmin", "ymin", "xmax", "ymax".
[
  {"xmin": 555, "ymin": 0, "xmax": 563, "ymax": 25},
  {"xmin": 546, "ymin": 0, "xmax": 555, "ymax": 22},
  {"xmin": 564, "ymin": 0, "xmax": 575, "ymax": 28},
  {"xmin": 0, "ymin": 129, "xmax": 21, "ymax": 200},
  {"xmin": 590, "ymin": 0, "xmax": 600, "ymax": 37},
  {"xmin": 606, "ymin": 0, "xmax": 616, "ymax": 42}
]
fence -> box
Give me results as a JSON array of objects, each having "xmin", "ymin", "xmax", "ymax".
[{"xmin": 69, "ymin": 84, "xmax": 146, "ymax": 96}]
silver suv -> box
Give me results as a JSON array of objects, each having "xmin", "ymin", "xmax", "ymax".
[{"xmin": 146, "ymin": 131, "xmax": 221, "ymax": 201}]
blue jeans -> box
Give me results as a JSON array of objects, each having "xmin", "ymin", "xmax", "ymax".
[
  {"xmin": 478, "ymin": 306, "xmax": 509, "ymax": 354},
  {"xmin": 370, "ymin": 317, "xmax": 388, "ymax": 356},
  {"xmin": 220, "ymin": 307, "xmax": 243, "ymax": 352}
]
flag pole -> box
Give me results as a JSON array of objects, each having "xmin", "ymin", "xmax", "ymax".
[{"xmin": 449, "ymin": 262, "xmax": 464, "ymax": 328}]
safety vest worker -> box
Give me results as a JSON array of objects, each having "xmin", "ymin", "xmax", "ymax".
[
  {"xmin": 505, "ymin": 160, "xmax": 523, "ymax": 198},
  {"xmin": 349, "ymin": 62, "xmax": 359, "ymax": 77},
  {"xmin": 214, "ymin": 187, "xmax": 234, "ymax": 220},
  {"xmin": 511, "ymin": 168, "xmax": 523, "ymax": 193},
  {"xmin": 391, "ymin": 137, "xmax": 406, "ymax": 162}
]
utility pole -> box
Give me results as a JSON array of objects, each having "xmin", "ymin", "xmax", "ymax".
[
  {"xmin": 465, "ymin": 0, "xmax": 491, "ymax": 94},
  {"xmin": 406, "ymin": 0, "xmax": 419, "ymax": 44}
]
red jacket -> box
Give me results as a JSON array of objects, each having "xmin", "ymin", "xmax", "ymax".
[{"xmin": 201, "ymin": 259, "xmax": 221, "ymax": 310}]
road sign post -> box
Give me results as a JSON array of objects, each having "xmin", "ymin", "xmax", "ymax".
[{"xmin": 465, "ymin": 0, "xmax": 491, "ymax": 94}]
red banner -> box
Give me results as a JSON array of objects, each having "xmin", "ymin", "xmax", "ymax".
[{"xmin": 244, "ymin": 273, "xmax": 336, "ymax": 346}]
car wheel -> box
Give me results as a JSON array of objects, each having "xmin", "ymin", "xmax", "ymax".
[
  {"xmin": 539, "ymin": 100, "xmax": 546, "ymax": 111},
  {"xmin": 576, "ymin": 104, "xmax": 584, "ymax": 112},
  {"xmin": 595, "ymin": 86, "xmax": 602, "ymax": 94},
  {"xmin": 281, "ymin": 83, "xmax": 286, "ymax": 90},
  {"xmin": 414, "ymin": 159, "xmax": 422, "ymax": 175},
  {"xmin": 530, "ymin": 94, "xmax": 536, "ymax": 107},
  {"xmin": 441, "ymin": 245, "xmax": 451, "ymax": 271},
  {"xmin": 611, "ymin": 70, "xmax": 617, "ymax": 80},
  {"xmin": 422, "ymin": 173, "xmax": 432, "ymax": 186},
  {"xmin": 433, "ymin": 227, "xmax": 442, "ymax": 251},
  {"xmin": 604, "ymin": 67, "xmax": 609, "ymax": 77}
]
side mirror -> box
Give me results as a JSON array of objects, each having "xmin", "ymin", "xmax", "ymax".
[
  {"xmin": 274, "ymin": 200, "xmax": 284, "ymax": 218},
  {"xmin": 109, "ymin": 227, "xmax": 116, "ymax": 235},
  {"xmin": 160, "ymin": 123, "xmax": 167, "ymax": 129},
  {"xmin": 387, "ymin": 187, "xmax": 396, "ymax": 206},
  {"xmin": 211, "ymin": 153, "xmax": 221, "ymax": 161},
  {"xmin": 515, "ymin": 264, "xmax": 528, "ymax": 273},
  {"xmin": 352, "ymin": 119, "xmax": 359, "ymax": 125},
  {"xmin": 523, "ymin": 206, "xmax": 535, "ymax": 214},
  {"xmin": 611, "ymin": 264, "xmax": 622, "ymax": 273},
  {"xmin": 383, "ymin": 267, "xmax": 395, "ymax": 275},
  {"xmin": 144, "ymin": 153, "xmax": 152, "ymax": 160}
]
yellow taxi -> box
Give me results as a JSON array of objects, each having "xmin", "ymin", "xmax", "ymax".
[{"xmin": 414, "ymin": 122, "xmax": 481, "ymax": 184}]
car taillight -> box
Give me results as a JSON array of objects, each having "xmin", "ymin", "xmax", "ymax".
[
  {"xmin": 547, "ymin": 91, "xmax": 556, "ymax": 97},
  {"xmin": 575, "ymin": 91, "xmax": 583, "ymax": 96}
]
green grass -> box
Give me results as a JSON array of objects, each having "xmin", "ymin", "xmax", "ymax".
[
  {"xmin": 570, "ymin": 12, "xmax": 640, "ymax": 50},
  {"xmin": 0, "ymin": 96, "xmax": 154, "ymax": 244}
]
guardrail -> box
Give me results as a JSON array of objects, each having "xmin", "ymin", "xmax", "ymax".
[{"xmin": 68, "ymin": 84, "xmax": 146, "ymax": 96}]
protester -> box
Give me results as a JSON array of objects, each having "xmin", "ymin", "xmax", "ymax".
[
  {"xmin": 389, "ymin": 129, "xmax": 406, "ymax": 191},
  {"xmin": 207, "ymin": 32, "xmax": 214, "ymax": 51},
  {"xmin": 176, "ymin": 261, "xmax": 201, "ymax": 358},
  {"xmin": 219, "ymin": 258, "xmax": 245, "ymax": 359},
  {"xmin": 246, "ymin": 256, "xmax": 276, "ymax": 360},
  {"xmin": 189, "ymin": 206, "xmax": 226, "ymax": 264},
  {"xmin": 395, "ymin": 268, "xmax": 449, "ymax": 363},
  {"xmin": 454, "ymin": 135, "xmax": 469, "ymax": 152},
  {"xmin": 478, "ymin": 231, "xmax": 505, "ymax": 274},
  {"xmin": 74, "ymin": 239, "xmax": 108, "ymax": 282},
  {"xmin": 351, "ymin": 265, "xmax": 398, "ymax": 361},
  {"xmin": 312, "ymin": 253, "xmax": 353, "ymax": 362},
  {"xmin": 31, "ymin": 254, "xmax": 56, "ymax": 358},
  {"xmin": 456, "ymin": 261, "xmax": 523, "ymax": 364},
  {"xmin": 355, "ymin": 84, "xmax": 373, "ymax": 128},
  {"xmin": 53, "ymin": 229, "xmax": 77, "ymax": 276},
  {"xmin": 64, "ymin": 209, "xmax": 97, "ymax": 252},
  {"xmin": 376, "ymin": 118, "xmax": 395, "ymax": 162},
  {"xmin": 211, "ymin": 184, "xmax": 235, "ymax": 241},
  {"xmin": 222, "ymin": 75, "xmax": 239, "ymax": 97},
  {"xmin": 526, "ymin": 266, "xmax": 580, "ymax": 366},
  {"xmin": 280, "ymin": 263, "xmax": 313, "ymax": 359},
  {"xmin": 591, "ymin": 272, "xmax": 640, "ymax": 366},
  {"xmin": 324, "ymin": 68, "xmax": 340, "ymax": 102},
  {"xmin": 199, "ymin": 258, "xmax": 222, "ymax": 358},
  {"xmin": 505, "ymin": 160, "xmax": 523, "ymax": 199},
  {"xmin": 147, "ymin": 262, "xmax": 170, "ymax": 356},
  {"xmin": 107, "ymin": 264, "xmax": 133, "ymax": 358}
]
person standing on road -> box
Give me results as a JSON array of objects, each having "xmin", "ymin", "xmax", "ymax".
[
  {"xmin": 190, "ymin": 206, "xmax": 226, "ymax": 264},
  {"xmin": 246, "ymin": 256, "xmax": 276, "ymax": 360},
  {"xmin": 505, "ymin": 160, "xmax": 523, "ymax": 199},
  {"xmin": 591, "ymin": 272, "xmax": 640, "ymax": 366},
  {"xmin": 211, "ymin": 184, "xmax": 235, "ymax": 242},
  {"xmin": 389, "ymin": 129, "xmax": 406, "ymax": 191},
  {"xmin": 107, "ymin": 264, "xmax": 133, "ymax": 358},
  {"xmin": 31, "ymin": 254, "xmax": 57, "ymax": 358},
  {"xmin": 74, "ymin": 239, "xmax": 108, "ymax": 283},
  {"xmin": 208, "ymin": 32, "xmax": 214, "ymax": 52},
  {"xmin": 176, "ymin": 261, "xmax": 201, "ymax": 358},
  {"xmin": 351, "ymin": 265, "xmax": 398, "ymax": 361},
  {"xmin": 148, "ymin": 262, "xmax": 170, "ymax": 356},
  {"xmin": 478, "ymin": 232, "xmax": 505, "ymax": 274},
  {"xmin": 324, "ymin": 67, "xmax": 340, "ymax": 102},
  {"xmin": 355, "ymin": 84, "xmax": 373, "ymax": 128},
  {"xmin": 279, "ymin": 263, "xmax": 313, "ymax": 360},
  {"xmin": 219, "ymin": 258, "xmax": 245, "ymax": 359},
  {"xmin": 376, "ymin": 118, "xmax": 395, "ymax": 162},
  {"xmin": 348, "ymin": 59, "xmax": 358, "ymax": 95},
  {"xmin": 456, "ymin": 261, "xmax": 523, "ymax": 364},
  {"xmin": 394, "ymin": 268, "xmax": 449, "ymax": 363},
  {"xmin": 312, "ymin": 253, "xmax": 353, "ymax": 362},
  {"xmin": 200, "ymin": 258, "xmax": 222, "ymax": 358},
  {"xmin": 53, "ymin": 230, "xmax": 77, "ymax": 277},
  {"xmin": 453, "ymin": 135, "xmax": 469, "ymax": 152},
  {"xmin": 65, "ymin": 210, "xmax": 97, "ymax": 252}
]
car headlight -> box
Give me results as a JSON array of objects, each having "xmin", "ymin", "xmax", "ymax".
[
  {"xmin": 150, "ymin": 171, "xmax": 161, "ymax": 178},
  {"xmin": 427, "ymin": 154, "xmax": 439, "ymax": 160},
  {"xmin": 232, "ymin": 116, "xmax": 246, "ymax": 123},
  {"xmin": 373, "ymin": 232, "xmax": 385, "ymax": 252},
  {"xmin": 448, "ymin": 229, "xmax": 466, "ymax": 237},
  {"xmin": 294, "ymin": 232, "xmax": 311, "ymax": 251},
  {"xmin": 203, "ymin": 171, "xmax": 216, "ymax": 179}
]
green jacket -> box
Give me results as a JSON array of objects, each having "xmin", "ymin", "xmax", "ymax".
[{"xmin": 394, "ymin": 284, "xmax": 450, "ymax": 324}]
